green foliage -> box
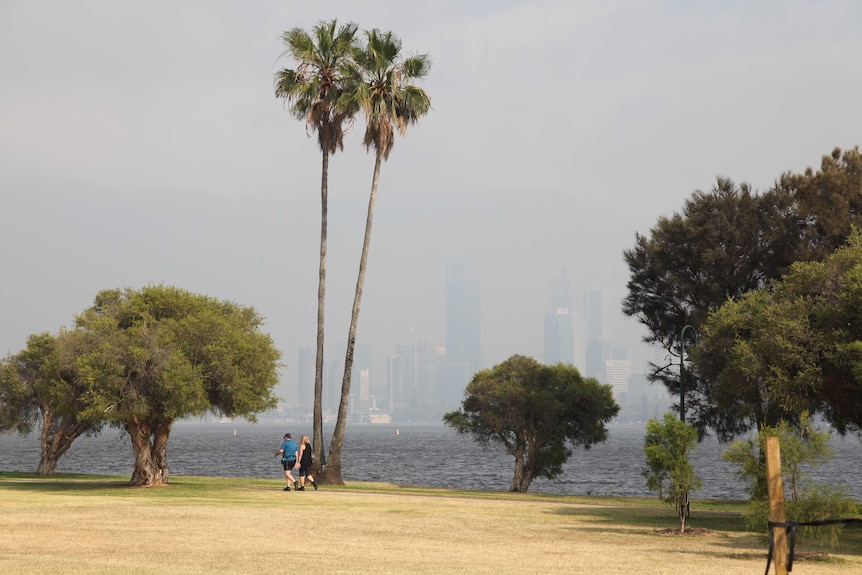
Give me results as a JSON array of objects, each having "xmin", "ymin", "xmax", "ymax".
[
  {"xmin": 723, "ymin": 414, "xmax": 858, "ymax": 546},
  {"xmin": 0, "ymin": 332, "xmax": 106, "ymax": 473},
  {"xmin": 443, "ymin": 355, "xmax": 619, "ymax": 493},
  {"xmin": 341, "ymin": 28, "xmax": 432, "ymax": 160},
  {"xmin": 642, "ymin": 412, "xmax": 702, "ymax": 530},
  {"xmin": 624, "ymin": 148, "xmax": 862, "ymax": 438},
  {"xmin": 74, "ymin": 285, "xmax": 281, "ymax": 424},
  {"xmin": 622, "ymin": 179, "xmax": 801, "ymax": 436},
  {"xmin": 697, "ymin": 232, "xmax": 862, "ymax": 433},
  {"xmin": 274, "ymin": 19, "xmax": 359, "ymax": 154}
]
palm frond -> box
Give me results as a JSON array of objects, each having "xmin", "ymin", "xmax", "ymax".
[
  {"xmin": 351, "ymin": 29, "xmax": 432, "ymax": 159},
  {"xmin": 274, "ymin": 19, "xmax": 360, "ymax": 154}
]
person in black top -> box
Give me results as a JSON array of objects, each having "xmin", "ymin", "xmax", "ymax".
[{"xmin": 297, "ymin": 435, "xmax": 317, "ymax": 491}]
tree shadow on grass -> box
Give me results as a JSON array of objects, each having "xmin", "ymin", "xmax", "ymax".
[
  {"xmin": 0, "ymin": 472, "xmax": 130, "ymax": 492},
  {"xmin": 549, "ymin": 504, "xmax": 749, "ymax": 533}
]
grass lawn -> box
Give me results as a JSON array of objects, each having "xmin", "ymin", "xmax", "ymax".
[{"xmin": 1, "ymin": 472, "xmax": 859, "ymax": 574}]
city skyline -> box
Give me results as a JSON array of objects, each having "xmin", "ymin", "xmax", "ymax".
[{"xmin": 284, "ymin": 263, "xmax": 659, "ymax": 423}]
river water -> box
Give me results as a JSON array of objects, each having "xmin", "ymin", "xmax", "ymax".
[{"xmin": 1, "ymin": 422, "xmax": 860, "ymax": 500}]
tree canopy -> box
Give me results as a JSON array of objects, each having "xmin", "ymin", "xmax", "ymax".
[
  {"xmin": 2, "ymin": 285, "xmax": 282, "ymax": 485},
  {"xmin": 623, "ymin": 147, "xmax": 862, "ymax": 438},
  {"xmin": 693, "ymin": 231, "xmax": 862, "ymax": 434},
  {"xmin": 0, "ymin": 331, "xmax": 105, "ymax": 474},
  {"xmin": 443, "ymin": 355, "xmax": 618, "ymax": 492}
]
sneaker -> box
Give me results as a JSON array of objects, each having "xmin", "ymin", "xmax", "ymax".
[
  {"xmin": 298, "ymin": 486, "xmax": 305, "ymax": 491},
  {"xmin": 312, "ymin": 481, "xmax": 318, "ymax": 491},
  {"xmin": 283, "ymin": 486, "xmax": 291, "ymax": 491},
  {"xmin": 294, "ymin": 480, "xmax": 300, "ymax": 490}
]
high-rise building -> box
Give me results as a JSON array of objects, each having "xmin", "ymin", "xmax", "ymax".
[
  {"xmin": 584, "ymin": 290, "xmax": 604, "ymax": 378},
  {"xmin": 296, "ymin": 347, "xmax": 315, "ymax": 414},
  {"xmin": 544, "ymin": 308, "xmax": 575, "ymax": 365},
  {"xmin": 445, "ymin": 262, "xmax": 482, "ymax": 373},
  {"xmin": 323, "ymin": 356, "xmax": 345, "ymax": 414},
  {"xmin": 544, "ymin": 270, "xmax": 575, "ymax": 365},
  {"xmin": 603, "ymin": 359, "xmax": 631, "ymax": 399},
  {"xmin": 348, "ymin": 341, "xmax": 372, "ymax": 417},
  {"xmin": 585, "ymin": 289, "xmax": 602, "ymax": 341}
]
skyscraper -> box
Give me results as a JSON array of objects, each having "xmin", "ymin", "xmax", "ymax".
[
  {"xmin": 544, "ymin": 270, "xmax": 575, "ymax": 365},
  {"xmin": 603, "ymin": 359, "xmax": 631, "ymax": 399},
  {"xmin": 544, "ymin": 308, "xmax": 574, "ymax": 365},
  {"xmin": 445, "ymin": 262, "xmax": 482, "ymax": 373},
  {"xmin": 584, "ymin": 289, "xmax": 605, "ymax": 379},
  {"xmin": 296, "ymin": 347, "xmax": 315, "ymax": 414}
]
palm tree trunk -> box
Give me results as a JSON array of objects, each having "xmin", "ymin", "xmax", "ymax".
[
  {"xmin": 324, "ymin": 152, "xmax": 383, "ymax": 485},
  {"xmin": 313, "ymin": 150, "xmax": 330, "ymax": 470}
]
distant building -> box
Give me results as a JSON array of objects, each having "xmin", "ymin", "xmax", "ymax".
[
  {"xmin": 544, "ymin": 307, "xmax": 575, "ymax": 365},
  {"xmin": 584, "ymin": 290, "xmax": 605, "ymax": 378},
  {"xmin": 544, "ymin": 270, "xmax": 576, "ymax": 365},
  {"xmin": 603, "ymin": 359, "xmax": 631, "ymax": 400},
  {"xmin": 445, "ymin": 261, "xmax": 482, "ymax": 374},
  {"xmin": 296, "ymin": 346, "xmax": 314, "ymax": 414}
]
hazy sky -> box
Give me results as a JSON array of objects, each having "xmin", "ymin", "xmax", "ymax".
[{"xmin": 2, "ymin": 1, "xmax": 861, "ymax": 398}]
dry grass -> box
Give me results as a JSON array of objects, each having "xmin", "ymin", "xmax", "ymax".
[{"xmin": 0, "ymin": 474, "xmax": 859, "ymax": 575}]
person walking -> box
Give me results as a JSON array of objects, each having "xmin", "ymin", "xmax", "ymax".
[
  {"xmin": 274, "ymin": 433, "xmax": 299, "ymax": 491},
  {"xmin": 297, "ymin": 435, "xmax": 317, "ymax": 491}
]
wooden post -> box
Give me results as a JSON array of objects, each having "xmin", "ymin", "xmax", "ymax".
[{"xmin": 765, "ymin": 436, "xmax": 788, "ymax": 575}]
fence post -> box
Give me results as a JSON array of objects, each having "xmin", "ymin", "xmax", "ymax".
[{"xmin": 765, "ymin": 436, "xmax": 788, "ymax": 575}]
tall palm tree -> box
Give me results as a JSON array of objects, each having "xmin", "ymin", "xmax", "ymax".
[
  {"xmin": 274, "ymin": 19, "xmax": 358, "ymax": 468},
  {"xmin": 323, "ymin": 29, "xmax": 432, "ymax": 484}
]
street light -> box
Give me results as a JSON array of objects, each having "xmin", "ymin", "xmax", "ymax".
[
  {"xmin": 679, "ymin": 323, "xmax": 698, "ymax": 520},
  {"xmin": 679, "ymin": 324, "xmax": 698, "ymax": 422}
]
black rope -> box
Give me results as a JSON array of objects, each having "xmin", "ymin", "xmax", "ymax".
[{"xmin": 765, "ymin": 518, "xmax": 862, "ymax": 575}]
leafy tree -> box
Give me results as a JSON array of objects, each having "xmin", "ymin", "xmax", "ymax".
[
  {"xmin": 786, "ymin": 146, "xmax": 862, "ymax": 260},
  {"xmin": 275, "ymin": 19, "xmax": 359, "ymax": 469},
  {"xmin": 642, "ymin": 412, "xmax": 702, "ymax": 532},
  {"xmin": 72, "ymin": 285, "xmax": 281, "ymax": 486},
  {"xmin": 778, "ymin": 231, "xmax": 862, "ymax": 432},
  {"xmin": 0, "ymin": 332, "xmax": 105, "ymax": 474},
  {"xmin": 690, "ymin": 289, "xmax": 823, "ymax": 440},
  {"xmin": 622, "ymin": 178, "xmax": 801, "ymax": 435},
  {"xmin": 723, "ymin": 413, "xmax": 857, "ymax": 546},
  {"xmin": 624, "ymin": 148, "xmax": 862, "ymax": 441},
  {"xmin": 694, "ymin": 231, "xmax": 862, "ymax": 434},
  {"xmin": 323, "ymin": 29, "xmax": 431, "ymax": 484},
  {"xmin": 443, "ymin": 355, "xmax": 619, "ymax": 493}
]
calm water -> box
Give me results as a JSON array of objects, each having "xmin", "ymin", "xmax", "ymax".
[{"xmin": 1, "ymin": 422, "xmax": 860, "ymax": 500}]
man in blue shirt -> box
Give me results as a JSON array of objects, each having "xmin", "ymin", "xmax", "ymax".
[{"xmin": 274, "ymin": 432, "xmax": 300, "ymax": 491}]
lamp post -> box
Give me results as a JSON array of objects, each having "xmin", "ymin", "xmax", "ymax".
[
  {"xmin": 679, "ymin": 323, "xmax": 697, "ymax": 520},
  {"xmin": 679, "ymin": 324, "xmax": 697, "ymax": 422}
]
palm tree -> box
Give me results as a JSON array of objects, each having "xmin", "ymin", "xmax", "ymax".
[
  {"xmin": 274, "ymin": 19, "xmax": 358, "ymax": 468},
  {"xmin": 323, "ymin": 29, "xmax": 432, "ymax": 484}
]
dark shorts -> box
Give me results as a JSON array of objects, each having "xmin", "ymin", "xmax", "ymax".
[
  {"xmin": 282, "ymin": 459, "xmax": 296, "ymax": 471},
  {"xmin": 298, "ymin": 464, "xmax": 311, "ymax": 478}
]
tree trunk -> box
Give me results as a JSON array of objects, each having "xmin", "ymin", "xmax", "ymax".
[
  {"xmin": 510, "ymin": 443, "xmax": 534, "ymax": 492},
  {"xmin": 37, "ymin": 407, "xmax": 91, "ymax": 475},
  {"xmin": 127, "ymin": 419, "xmax": 171, "ymax": 486},
  {"xmin": 152, "ymin": 419, "xmax": 172, "ymax": 482},
  {"xmin": 323, "ymin": 152, "xmax": 383, "ymax": 485},
  {"xmin": 38, "ymin": 407, "xmax": 57, "ymax": 475},
  {"xmin": 313, "ymin": 150, "xmax": 329, "ymax": 472}
]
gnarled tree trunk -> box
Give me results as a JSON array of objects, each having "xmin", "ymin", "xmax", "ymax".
[
  {"xmin": 510, "ymin": 442, "xmax": 534, "ymax": 492},
  {"xmin": 127, "ymin": 418, "xmax": 173, "ymax": 486},
  {"xmin": 37, "ymin": 407, "xmax": 93, "ymax": 475}
]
